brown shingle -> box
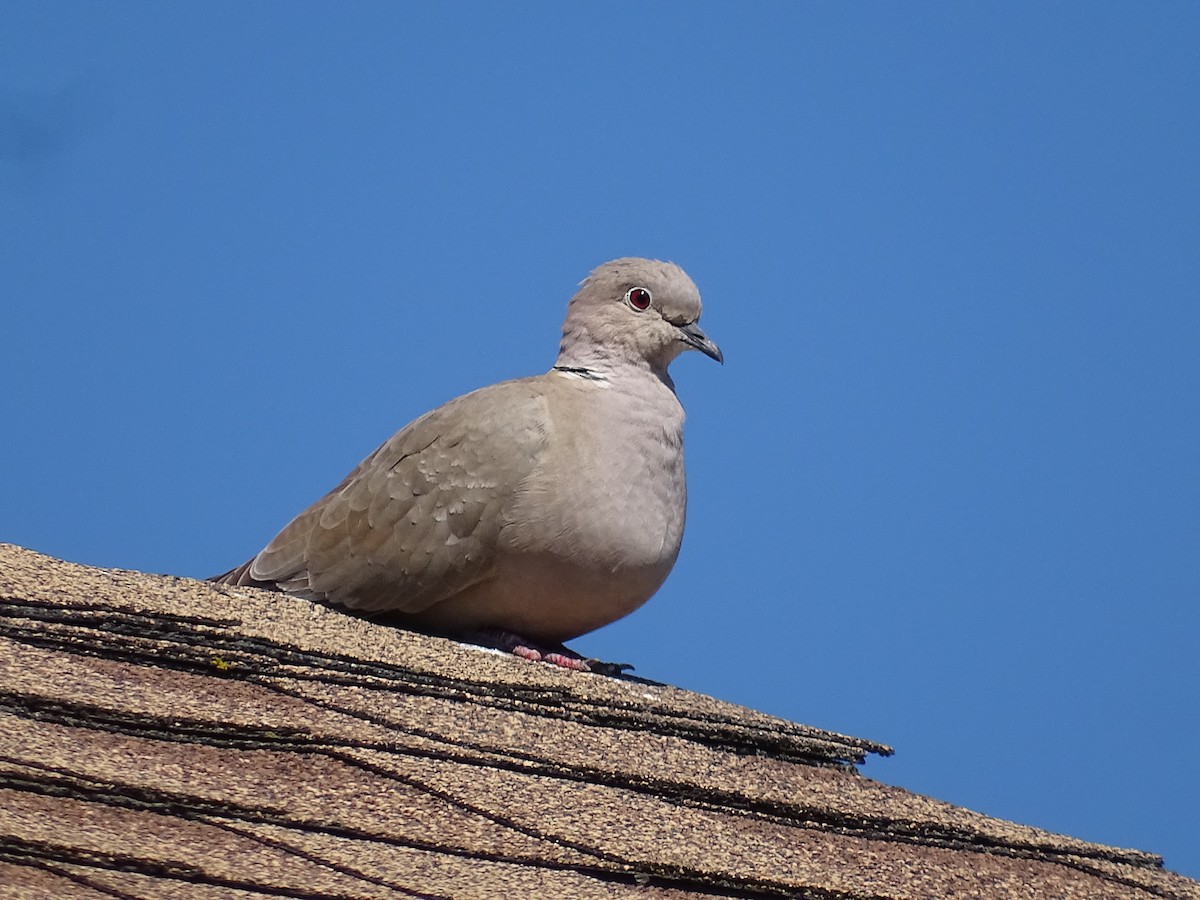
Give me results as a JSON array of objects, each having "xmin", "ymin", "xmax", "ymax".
[{"xmin": 1, "ymin": 543, "xmax": 1195, "ymax": 900}]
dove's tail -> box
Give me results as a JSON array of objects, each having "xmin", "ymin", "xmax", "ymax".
[{"xmin": 208, "ymin": 559, "xmax": 276, "ymax": 589}]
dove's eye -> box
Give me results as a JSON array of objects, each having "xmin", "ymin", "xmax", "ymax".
[{"xmin": 625, "ymin": 287, "xmax": 652, "ymax": 311}]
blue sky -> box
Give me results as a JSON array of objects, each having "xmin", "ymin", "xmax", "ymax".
[{"xmin": 4, "ymin": 2, "xmax": 1198, "ymax": 879}]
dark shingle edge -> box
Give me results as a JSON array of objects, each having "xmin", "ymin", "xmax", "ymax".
[{"xmin": 0, "ymin": 594, "xmax": 886, "ymax": 767}]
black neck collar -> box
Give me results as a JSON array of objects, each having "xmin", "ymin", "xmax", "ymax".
[{"xmin": 552, "ymin": 365, "xmax": 606, "ymax": 381}]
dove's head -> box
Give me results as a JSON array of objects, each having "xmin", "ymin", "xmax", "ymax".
[{"xmin": 555, "ymin": 258, "xmax": 723, "ymax": 376}]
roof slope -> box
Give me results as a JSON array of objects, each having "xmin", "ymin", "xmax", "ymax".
[{"xmin": 0, "ymin": 543, "xmax": 1195, "ymax": 900}]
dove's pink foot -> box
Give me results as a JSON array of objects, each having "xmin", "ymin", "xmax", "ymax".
[
  {"xmin": 541, "ymin": 651, "xmax": 590, "ymax": 671},
  {"xmin": 510, "ymin": 644, "xmax": 544, "ymax": 663},
  {"xmin": 462, "ymin": 628, "xmax": 597, "ymax": 672}
]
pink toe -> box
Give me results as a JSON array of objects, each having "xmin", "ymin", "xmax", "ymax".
[
  {"xmin": 511, "ymin": 645, "xmax": 543, "ymax": 662},
  {"xmin": 543, "ymin": 652, "xmax": 590, "ymax": 671}
]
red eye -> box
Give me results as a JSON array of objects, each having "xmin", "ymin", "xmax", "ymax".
[{"xmin": 626, "ymin": 287, "xmax": 652, "ymax": 310}]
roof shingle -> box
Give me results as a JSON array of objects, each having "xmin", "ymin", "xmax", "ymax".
[{"xmin": 1, "ymin": 543, "xmax": 1195, "ymax": 899}]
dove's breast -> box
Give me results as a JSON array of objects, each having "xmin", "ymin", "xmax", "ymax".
[
  {"xmin": 511, "ymin": 371, "xmax": 687, "ymax": 570},
  {"xmin": 419, "ymin": 370, "xmax": 689, "ymax": 643}
]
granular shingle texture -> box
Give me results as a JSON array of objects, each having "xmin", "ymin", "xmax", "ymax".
[{"xmin": 0, "ymin": 543, "xmax": 1195, "ymax": 900}]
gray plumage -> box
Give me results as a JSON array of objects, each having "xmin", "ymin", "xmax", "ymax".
[{"xmin": 212, "ymin": 258, "xmax": 721, "ymax": 646}]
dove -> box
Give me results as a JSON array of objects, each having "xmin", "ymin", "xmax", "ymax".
[{"xmin": 212, "ymin": 258, "xmax": 721, "ymax": 671}]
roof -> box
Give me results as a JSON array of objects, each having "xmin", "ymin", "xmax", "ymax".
[{"xmin": 1, "ymin": 542, "xmax": 1195, "ymax": 900}]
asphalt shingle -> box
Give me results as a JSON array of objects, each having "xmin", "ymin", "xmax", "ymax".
[{"xmin": 1, "ymin": 543, "xmax": 1195, "ymax": 900}]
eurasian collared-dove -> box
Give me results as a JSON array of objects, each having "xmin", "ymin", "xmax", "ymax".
[{"xmin": 212, "ymin": 258, "xmax": 721, "ymax": 671}]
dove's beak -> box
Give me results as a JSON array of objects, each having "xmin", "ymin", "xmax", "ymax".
[{"xmin": 678, "ymin": 322, "xmax": 724, "ymax": 364}]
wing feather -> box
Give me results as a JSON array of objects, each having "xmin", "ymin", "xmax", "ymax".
[{"xmin": 240, "ymin": 379, "xmax": 548, "ymax": 614}]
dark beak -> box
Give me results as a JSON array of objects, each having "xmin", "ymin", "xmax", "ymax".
[{"xmin": 678, "ymin": 321, "xmax": 724, "ymax": 364}]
